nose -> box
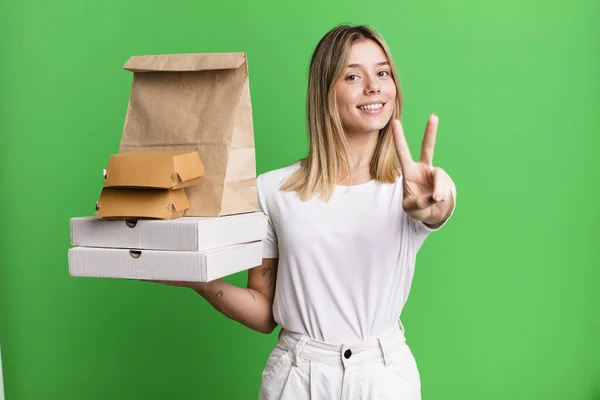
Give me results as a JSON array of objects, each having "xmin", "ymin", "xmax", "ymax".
[{"xmin": 364, "ymin": 76, "xmax": 381, "ymax": 94}]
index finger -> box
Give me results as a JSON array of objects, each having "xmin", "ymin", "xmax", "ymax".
[{"xmin": 391, "ymin": 119, "xmax": 414, "ymax": 169}]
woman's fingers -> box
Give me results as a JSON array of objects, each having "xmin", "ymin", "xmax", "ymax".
[
  {"xmin": 403, "ymin": 194, "xmax": 436, "ymax": 212},
  {"xmin": 392, "ymin": 119, "xmax": 414, "ymax": 172},
  {"xmin": 420, "ymin": 114, "xmax": 438, "ymax": 166},
  {"xmin": 432, "ymin": 167, "xmax": 449, "ymax": 202}
]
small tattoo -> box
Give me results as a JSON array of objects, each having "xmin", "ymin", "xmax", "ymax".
[
  {"xmin": 248, "ymin": 290, "xmax": 256, "ymax": 301},
  {"xmin": 216, "ymin": 291, "xmax": 223, "ymax": 298},
  {"xmin": 261, "ymin": 267, "xmax": 274, "ymax": 287}
]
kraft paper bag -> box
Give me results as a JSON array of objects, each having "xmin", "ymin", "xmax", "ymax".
[{"xmin": 118, "ymin": 52, "xmax": 258, "ymax": 217}]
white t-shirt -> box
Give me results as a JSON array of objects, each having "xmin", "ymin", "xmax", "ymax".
[{"xmin": 257, "ymin": 162, "xmax": 456, "ymax": 344}]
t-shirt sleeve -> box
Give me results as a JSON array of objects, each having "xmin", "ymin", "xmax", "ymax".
[{"xmin": 257, "ymin": 174, "xmax": 279, "ymax": 258}]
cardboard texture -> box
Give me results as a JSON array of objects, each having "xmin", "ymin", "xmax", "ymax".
[
  {"xmin": 103, "ymin": 150, "xmax": 205, "ymax": 189},
  {"xmin": 119, "ymin": 52, "xmax": 258, "ymax": 217},
  {"xmin": 68, "ymin": 241, "xmax": 264, "ymax": 282},
  {"xmin": 70, "ymin": 212, "xmax": 268, "ymax": 251},
  {"xmin": 95, "ymin": 187, "xmax": 189, "ymax": 220}
]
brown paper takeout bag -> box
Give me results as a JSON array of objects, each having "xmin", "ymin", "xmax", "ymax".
[{"xmin": 118, "ymin": 52, "xmax": 258, "ymax": 216}]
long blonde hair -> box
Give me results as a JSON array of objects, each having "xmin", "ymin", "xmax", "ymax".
[{"xmin": 281, "ymin": 25, "xmax": 403, "ymax": 202}]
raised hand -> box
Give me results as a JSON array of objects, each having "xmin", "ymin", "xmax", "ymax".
[{"xmin": 391, "ymin": 114, "xmax": 454, "ymax": 226}]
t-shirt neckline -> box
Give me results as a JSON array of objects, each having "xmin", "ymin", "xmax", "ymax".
[{"xmin": 335, "ymin": 179, "xmax": 376, "ymax": 190}]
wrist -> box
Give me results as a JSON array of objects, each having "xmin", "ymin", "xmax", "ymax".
[{"xmin": 424, "ymin": 198, "xmax": 453, "ymax": 226}]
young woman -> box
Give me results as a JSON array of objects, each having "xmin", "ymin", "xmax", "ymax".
[{"xmin": 154, "ymin": 25, "xmax": 456, "ymax": 399}]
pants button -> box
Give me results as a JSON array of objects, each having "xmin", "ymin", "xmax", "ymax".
[{"xmin": 344, "ymin": 349, "xmax": 352, "ymax": 359}]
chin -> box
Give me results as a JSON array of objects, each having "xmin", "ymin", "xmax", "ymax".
[
  {"xmin": 360, "ymin": 119, "xmax": 391, "ymax": 133},
  {"xmin": 343, "ymin": 112, "xmax": 393, "ymax": 135}
]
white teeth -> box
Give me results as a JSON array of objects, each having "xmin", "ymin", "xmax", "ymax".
[{"xmin": 358, "ymin": 103, "xmax": 384, "ymax": 110}]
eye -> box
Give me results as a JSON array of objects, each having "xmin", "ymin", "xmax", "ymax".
[
  {"xmin": 378, "ymin": 70, "xmax": 390, "ymax": 77},
  {"xmin": 346, "ymin": 74, "xmax": 359, "ymax": 81}
]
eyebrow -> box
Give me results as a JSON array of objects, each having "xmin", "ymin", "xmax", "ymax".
[{"xmin": 347, "ymin": 61, "xmax": 390, "ymax": 68}]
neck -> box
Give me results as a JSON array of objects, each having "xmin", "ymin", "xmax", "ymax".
[
  {"xmin": 336, "ymin": 129, "xmax": 379, "ymax": 185},
  {"xmin": 344, "ymin": 130, "xmax": 379, "ymax": 169}
]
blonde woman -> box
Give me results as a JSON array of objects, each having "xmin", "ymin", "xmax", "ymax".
[{"xmin": 156, "ymin": 25, "xmax": 456, "ymax": 399}]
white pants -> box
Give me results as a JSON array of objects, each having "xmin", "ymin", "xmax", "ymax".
[{"xmin": 258, "ymin": 323, "xmax": 421, "ymax": 399}]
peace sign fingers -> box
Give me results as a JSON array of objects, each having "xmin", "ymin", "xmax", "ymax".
[
  {"xmin": 420, "ymin": 114, "xmax": 438, "ymax": 166},
  {"xmin": 392, "ymin": 113, "xmax": 453, "ymax": 225},
  {"xmin": 392, "ymin": 113, "xmax": 440, "ymax": 172}
]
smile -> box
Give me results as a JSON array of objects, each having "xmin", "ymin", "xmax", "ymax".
[{"xmin": 357, "ymin": 103, "xmax": 385, "ymax": 112}]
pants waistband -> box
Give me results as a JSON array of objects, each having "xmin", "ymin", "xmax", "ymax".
[{"xmin": 278, "ymin": 323, "xmax": 407, "ymax": 368}]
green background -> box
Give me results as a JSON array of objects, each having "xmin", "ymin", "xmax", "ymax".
[{"xmin": 1, "ymin": 0, "xmax": 598, "ymax": 398}]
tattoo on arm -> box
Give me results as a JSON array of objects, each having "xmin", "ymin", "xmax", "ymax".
[
  {"xmin": 216, "ymin": 291, "xmax": 223, "ymax": 298},
  {"xmin": 261, "ymin": 267, "xmax": 273, "ymax": 287},
  {"xmin": 247, "ymin": 290, "xmax": 256, "ymax": 301}
]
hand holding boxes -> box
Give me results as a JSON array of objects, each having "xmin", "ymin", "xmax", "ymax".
[{"xmin": 68, "ymin": 52, "xmax": 268, "ymax": 282}]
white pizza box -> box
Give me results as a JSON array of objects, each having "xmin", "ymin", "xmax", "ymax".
[
  {"xmin": 68, "ymin": 240, "xmax": 263, "ymax": 282},
  {"xmin": 70, "ymin": 212, "xmax": 268, "ymax": 251}
]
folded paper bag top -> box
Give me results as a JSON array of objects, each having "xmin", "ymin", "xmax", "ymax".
[
  {"xmin": 103, "ymin": 150, "xmax": 205, "ymax": 190},
  {"xmin": 122, "ymin": 52, "xmax": 246, "ymax": 72},
  {"xmin": 95, "ymin": 187, "xmax": 190, "ymax": 220},
  {"xmin": 118, "ymin": 52, "xmax": 258, "ymax": 217}
]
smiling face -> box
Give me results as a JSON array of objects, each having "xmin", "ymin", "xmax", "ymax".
[{"xmin": 335, "ymin": 39, "xmax": 397, "ymax": 136}]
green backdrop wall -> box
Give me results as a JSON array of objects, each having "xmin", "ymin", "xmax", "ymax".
[{"xmin": 1, "ymin": 0, "xmax": 599, "ymax": 399}]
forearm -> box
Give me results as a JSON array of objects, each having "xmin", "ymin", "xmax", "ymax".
[{"xmin": 194, "ymin": 279, "xmax": 276, "ymax": 334}]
